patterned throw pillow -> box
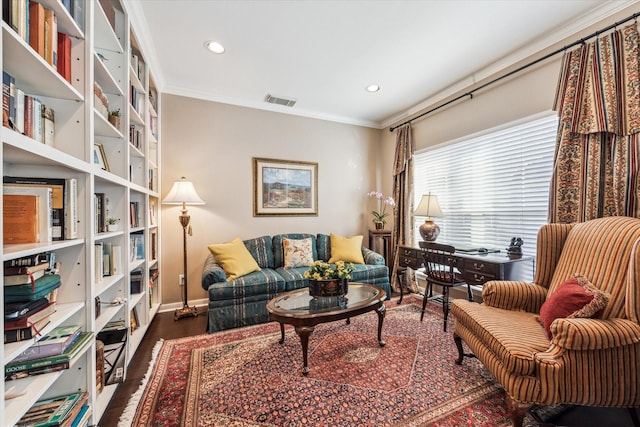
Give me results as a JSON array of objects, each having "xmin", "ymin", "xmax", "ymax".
[
  {"xmin": 283, "ymin": 237, "xmax": 315, "ymax": 268},
  {"xmin": 537, "ymin": 274, "xmax": 610, "ymax": 338}
]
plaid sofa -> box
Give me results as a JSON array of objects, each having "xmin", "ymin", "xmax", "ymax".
[
  {"xmin": 451, "ymin": 216, "xmax": 640, "ymax": 426},
  {"xmin": 202, "ymin": 233, "xmax": 391, "ymax": 332}
]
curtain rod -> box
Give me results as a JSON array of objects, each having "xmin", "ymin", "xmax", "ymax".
[{"xmin": 389, "ymin": 10, "xmax": 640, "ymax": 132}]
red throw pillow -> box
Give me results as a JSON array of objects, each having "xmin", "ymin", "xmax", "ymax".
[{"xmin": 537, "ymin": 275, "xmax": 609, "ymax": 339}]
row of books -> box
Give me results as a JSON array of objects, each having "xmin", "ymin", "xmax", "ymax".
[
  {"xmin": 130, "ymin": 84, "xmax": 144, "ymax": 116},
  {"xmin": 130, "ymin": 124, "xmax": 143, "ymax": 150},
  {"xmin": 3, "ymin": 176, "xmax": 78, "ymax": 242},
  {"xmin": 94, "ymin": 242, "xmax": 122, "ymax": 284},
  {"xmin": 16, "ymin": 391, "xmax": 91, "ymax": 427},
  {"xmin": 131, "ymin": 52, "xmax": 146, "ymax": 84},
  {"xmin": 130, "ymin": 201, "xmax": 142, "ymax": 228},
  {"xmin": 130, "ymin": 232, "xmax": 145, "ymax": 262},
  {"xmin": 2, "ymin": 0, "xmax": 74, "ymax": 83},
  {"xmin": 3, "ymin": 71, "xmax": 56, "ymax": 145}
]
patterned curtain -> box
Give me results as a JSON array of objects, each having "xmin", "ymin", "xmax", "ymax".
[
  {"xmin": 391, "ymin": 123, "xmax": 417, "ymax": 292},
  {"xmin": 549, "ymin": 24, "xmax": 640, "ymax": 223}
]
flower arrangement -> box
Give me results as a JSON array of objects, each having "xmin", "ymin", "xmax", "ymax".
[
  {"xmin": 304, "ymin": 260, "xmax": 354, "ymax": 280},
  {"xmin": 367, "ymin": 191, "xmax": 396, "ymax": 226}
]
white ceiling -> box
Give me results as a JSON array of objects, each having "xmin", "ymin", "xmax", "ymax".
[{"xmin": 128, "ymin": 0, "xmax": 637, "ymax": 129}]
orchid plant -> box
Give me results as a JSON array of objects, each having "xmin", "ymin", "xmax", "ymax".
[{"xmin": 367, "ymin": 191, "xmax": 396, "ymax": 226}]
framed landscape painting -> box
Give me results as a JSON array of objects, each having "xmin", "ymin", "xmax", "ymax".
[{"xmin": 253, "ymin": 157, "xmax": 318, "ymax": 216}]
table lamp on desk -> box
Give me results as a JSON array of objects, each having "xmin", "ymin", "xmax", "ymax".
[{"xmin": 414, "ymin": 193, "xmax": 443, "ymax": 242}]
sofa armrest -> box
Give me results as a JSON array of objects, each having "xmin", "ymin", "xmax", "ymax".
[
  {"xmin": 550, "ymin": 317, "xmax": 640, "ymax": 350},
  {"xmin": 362, "ymin": 246, "xmax": 385, "ymax": 265},
  {"xmin": 481, "ymin": 280, "xmax": 547, "ymax": 312},
  {"xmin": 201, "ymin": 254, "xmax": 227, "ymax": 290}
]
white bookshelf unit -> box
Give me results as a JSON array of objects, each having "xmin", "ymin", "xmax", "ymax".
[{"xmin": 1, "ymin": 0, "xmax": 161, "ymax": 424}]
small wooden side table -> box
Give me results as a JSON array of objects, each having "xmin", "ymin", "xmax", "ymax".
[{"xmin": 369, "ymin": 229, "xmax": 393, "ymax": 271}]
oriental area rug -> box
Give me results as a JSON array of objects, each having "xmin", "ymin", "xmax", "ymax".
[{"xmin": 119, "ymin": 296, "xmax": 544, "ymax": 427}]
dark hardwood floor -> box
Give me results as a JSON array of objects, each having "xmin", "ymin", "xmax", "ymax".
[{"xmin": 98, "ymin": 304, "xmax": 636, "ymax": 427}]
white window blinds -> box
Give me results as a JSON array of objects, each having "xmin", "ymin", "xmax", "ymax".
[{"xmin": 412, "ymin": 113, "xmax": 558, "ymax": 261}]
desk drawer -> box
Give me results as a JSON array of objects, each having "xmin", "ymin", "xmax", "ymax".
[
  {"xmin": 397, "ymin": 247, "xmax": 423, "ymax": 270},
  {"xmin": 462, "ymin": 259, "xmax": 499, "ymax": 285}
]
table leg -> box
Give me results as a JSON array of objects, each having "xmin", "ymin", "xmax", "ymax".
[
  {"xmin": 376, "ymin": 304, "xmax": 386, "ymax": 346},
  {"xmin": 294, "ymin": 325, "xmax": 315, "ymax": 375},
  {"xmin": 278, "ymin": 323, "xmax": 285, "ymax": 344}
]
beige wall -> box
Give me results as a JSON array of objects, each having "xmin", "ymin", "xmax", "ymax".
[{"xmin": 160, "ymin": 95, "xmax": 383, "ymax": 305}]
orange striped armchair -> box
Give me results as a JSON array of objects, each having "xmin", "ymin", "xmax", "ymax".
[{"xmin": 451, "ymin": 216, "xmax": 640, "ymax": 427}]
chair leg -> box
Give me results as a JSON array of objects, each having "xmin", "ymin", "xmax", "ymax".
[
  {"xmin": 466, "ymin": 283, "xmax": 473, "ymax": 301},
  {"xmin": 442, "ymin": 286, "xmax": 449, "ymax": 332},
  {"xmin": 420, "ymin": 282, "xmax": 429, "ymax": 321},
  {"xmin": 506, "ymin": 396, "xmax": 532, "ymax": 427},
  {"xmin": 396, "ymin": 269, "xmax": 404, "ymax": 305},
  {"xmin": 454, "ymin": 332, "xmax": 464, "ymax": 364}
]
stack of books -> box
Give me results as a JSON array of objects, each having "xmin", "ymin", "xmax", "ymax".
[
  {"xmin": 5, "ymin": 326, "xmax": 93, "ymax": 381},
  {"xmin": 15, "ymin": 391, "xmax": 91, "ymax": 427},
  {"xmin": 4, "ymin": 253, "xmax": 60, "ymax": 344}
]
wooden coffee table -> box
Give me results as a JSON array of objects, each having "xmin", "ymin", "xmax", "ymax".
[{"xmin": 266, "ymin": 283, "xmax": 386, "ymax": 375}]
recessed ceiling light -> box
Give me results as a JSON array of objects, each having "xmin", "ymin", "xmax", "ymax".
[
  {"xmin": 366, "ymin": 84, "xmax": 380, "ymax": 92},
  {"xmin": 204, "ymin": 40, "xmax": 225, "ymax": 54}
]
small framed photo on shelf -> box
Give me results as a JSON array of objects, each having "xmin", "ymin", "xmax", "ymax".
[
  {"xmin": 253, "ymin": 157, "xmax": 318, "ymax": 216},
  {"xmin": 94, "ymin": 143, "xmax": 110, "ymax": 172}
]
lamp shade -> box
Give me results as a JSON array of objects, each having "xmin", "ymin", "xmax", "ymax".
[
  {"xmin": 162, "ymin": 177, "xmax": 205, "ymax": 205},
  {"xmin": 414, "ymin": 194, "xmax": 443, "ymax": 218}
]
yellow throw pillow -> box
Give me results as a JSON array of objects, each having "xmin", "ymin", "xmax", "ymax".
[
  {"xmin": 328, "ymin": 233, "xmax": 364, "ymax": 264},
  {"xmin": 208, "ymin": 238, "xmax": 261, "ymax": 281}
]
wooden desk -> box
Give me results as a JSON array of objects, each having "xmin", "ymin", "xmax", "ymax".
[
  {"xmin": 369, "ymin": 229, "xmax": 393, "ymax": 271},
  {"xmin": 396, "ymin": 245, "xmax": 535, "ymax": 302}
]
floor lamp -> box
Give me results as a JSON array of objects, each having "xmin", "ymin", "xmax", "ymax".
[{"xmin": 162, "ymin": 177, "xmax": 205, "ymax": 320}]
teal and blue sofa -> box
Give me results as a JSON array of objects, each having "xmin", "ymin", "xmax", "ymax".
[{"xmin": 201, "ymin": 233, "xmax": 391, "ymax": 332}]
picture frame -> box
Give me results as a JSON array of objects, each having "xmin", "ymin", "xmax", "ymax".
[
  {"xmin": 94, "ymin": 143, "xmax": 110, "ymax": 172},
  {"xmin": 253, "ymin": 157, "xmax": 318, "ymax": 216}
]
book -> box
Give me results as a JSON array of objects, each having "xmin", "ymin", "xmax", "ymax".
[
  {"xmin": 7, "ymin": 360, "xmax": 69, "ymax": 381},
  {"xmin": 6, "ymin": 331, "xmax": 92, "ymax": 376},
  {"xmin": 4, "ymin": 176, "xmax": 77, "ymax": 241},
  {"xmin": 4, "ymin": 252, "xmax": 52, "ymax": 268},
  {"xmin": 42, "ymin": 105, "xmax": 54, "ymax": 146},
  {"xmin": 4, "ymin": 301, "xmax": 55, "ymax": 330},
  {"xmin": 15, "ymin": 391, "xmax": 87, "ymax": 427},
  {"xmin": 3, "ymin": 193, "xmax": 40, "ymax": 244},
  {"xmin": 15, "ymin": 87, "xmax": 25, "ymax": 134},
  {"xmin": 68, "ymin": 404, "xmax": 90, "ymax": 427},
  {"xmin": 26, "ymin": 325, "xmax": 82, "ymax": 356},
  {"xmin": 44, "ymin": 7, "xmax": 57, "ymax": 67},
  {"xmin": 4, "ymin": 296, "xmax": 50, "ymax": 320},
  {"xmin": 5, "ymin": 260, "xmax": 50, "ymax": 276},
  {"xmin": 29, "ymin": 1, "xmax": 45, "ymax": 59},
  {"xmin": 57, "ymin": 32, "xmax": 71, "ymax": 83},
  {"xmin": 32, "ymin": 95, "xmax": 43, "ymax": 143},
  {"xmin": 4, "ymin": 185, "xmax": 53, "ymax": 243},
  {"xmin": 4, "ymin": 269, "xmax": 46, "ymax": 286},
  {"xmin": 4, "ymin": 273, "xmax": 61, "ymax": 303},
  {"xmin": 24, "ymin": 93, "xmax": 33, "ymax": 137},
  {"xmin": 4, "ymin": 317, "xmax": 50, "ymax": 343},
  {"xmin": 3, "ymin": 70, "xmax": 16, "ymax": 130}
]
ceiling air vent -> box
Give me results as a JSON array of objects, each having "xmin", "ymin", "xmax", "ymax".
[{"xmin": 265, "ymin": 94, "xmax": 296, "ymax": 107}]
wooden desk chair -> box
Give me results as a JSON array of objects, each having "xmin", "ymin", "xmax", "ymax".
[{"xmin": 419, "ymin": 242, "xmax": 472, "ymax": 331}]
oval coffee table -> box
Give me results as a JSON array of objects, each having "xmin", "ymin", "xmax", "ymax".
[{"xmin": 266, "ymin": 283, "xmax": 386, "ymax": 375}]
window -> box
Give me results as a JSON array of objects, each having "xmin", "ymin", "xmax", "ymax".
[{"xmin": 413, "ymin": 113, "xmax": 558, "ymax": 265}]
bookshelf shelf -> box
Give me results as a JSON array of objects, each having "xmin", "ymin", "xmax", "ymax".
[
  {"xmin": 2, "ymin": 32, "xmax": 83, "ymax": 102},
  {"xmin": 2, "ymin": 1, "xmax": 161, "ymax": 424}
]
